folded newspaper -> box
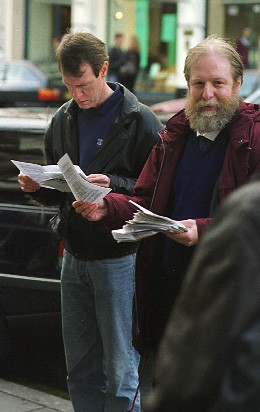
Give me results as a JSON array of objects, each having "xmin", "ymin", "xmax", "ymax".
[
  {"xmin": 12, "ymin": 153, "xmax": 111, "ymax": 203},
  {"xmin": 112, "ymin": 200, "xmax": 187, "ymax": 242}
]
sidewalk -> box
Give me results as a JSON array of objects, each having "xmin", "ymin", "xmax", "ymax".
[{"xmin": 0, "ymin": 378, "xmax": 73, "ymax": 412}]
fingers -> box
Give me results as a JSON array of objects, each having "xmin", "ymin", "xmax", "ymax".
[
  {"xmin": 18, "ymin": 173, "xmax": 40, "ymax": 192},
  {"xmin": 72, "ymin": 200, "xmax": 99, "ymax": 219},
  {"xmin": 72, "ymin": 200, "xmax": 108, "ymax": 221},
  {"xmin": 86, "ymin": 174, "xmax": 110, "ymax": 188},
  {"xmin": 165, "ymin": 219, "xmax": 198, "ymax": 247}
]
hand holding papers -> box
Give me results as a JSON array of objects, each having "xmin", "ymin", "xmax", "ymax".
[
  {"xmin": 57, "ymin": 153, "xmax": 111, "ymax": 203},
  {"xmin": 12, "ymin": 159, "xmax": 84, "ymax": 192},
  {"xmin": 12, "ymin": 153, "xmax": 111, "ymax": 203},
  {"xmin": 112, "ymin": 200, "xmax": 187, "ymax": 242}
]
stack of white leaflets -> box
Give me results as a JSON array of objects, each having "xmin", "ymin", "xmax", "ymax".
[{"xmin": 112, "ymin": 200, "xmax": 187, "ymax": 242}]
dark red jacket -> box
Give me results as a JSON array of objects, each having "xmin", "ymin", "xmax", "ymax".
[{"xmin": 105, "ymin": 101, "xmax": 260, "ymax": 354}]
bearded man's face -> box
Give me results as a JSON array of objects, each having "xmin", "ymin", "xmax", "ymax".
[{"xmin": 185, "ymin": 53, "xmax": 242, "ymax": 133}]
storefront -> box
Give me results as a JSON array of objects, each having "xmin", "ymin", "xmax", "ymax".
[
  {"xmin": 107, "ymin": 0, "xmax": 179, "ymax": 94},
  {"xmin": 222, "ymin": 1, "xmax": 260, "ymax": 69},
  {"xmin": 3, "ymin": 0, "xmax": 259, "ymax": 96}
]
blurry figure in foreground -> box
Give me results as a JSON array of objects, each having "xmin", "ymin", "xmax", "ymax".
[
  {"xmin": 144, "ymin": 178, "xmax": 260, "ymax": 412},
  {"xmin": 236, "ymin": 27, "xmax": 252, "ymax": 69},
  {"xmin": 118, "ymin": 35, "xmax": 141, "ymax": 93}
]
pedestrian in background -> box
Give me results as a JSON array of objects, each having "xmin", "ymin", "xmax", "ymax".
[
  {"xmin": 107, "ymin": 33, "xmax": 125, "ymax": 82},
  {"xmin": 118, "ymin": 35, "xmax": 141, "ymax": 93},
  {"xmin": 71, "ymin": 35, "xmax": 260, "ymax": 400},
  {"xmin": 144, "ymin": 178, "xmax": 260, "ymax": 412},
  {"xmin": 17, "ymin": 31, "xmax": 162, "ymax": 412},
  {"xmin": 236, "ymin": 27, "xmax": 252, "ymax": 69}
]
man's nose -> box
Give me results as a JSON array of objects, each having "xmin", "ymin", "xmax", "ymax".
[
  {"xmin": 71, "ymin": 87, "xmax": 82, "ymax": 99},
  {"xmin": 202, "ymin": 84, "xmax": 215, "ymax": 100}
]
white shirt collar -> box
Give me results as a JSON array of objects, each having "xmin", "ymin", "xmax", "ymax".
[{"xmin": 196, "ymin": 130, "xmax": 221, "ymax": 141}]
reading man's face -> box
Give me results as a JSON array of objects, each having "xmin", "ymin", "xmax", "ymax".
[{"xmin": 62, "ymin": 62, "xmax": 108, "ymax": 109}]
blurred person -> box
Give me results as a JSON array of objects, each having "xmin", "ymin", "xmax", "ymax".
[
  {"xmin": 236, "ymin": 27, "xmax": 252, "ymax": 69},
  {"xmin": 118, "ymin": 35, "xmax": 141, "ymax": 93},
  {"xmin": 107, "ymin": 33, "xmax": 125, "ymax": 82},
  {"xmin": 17, "ymin": 31, "xmax": 162, "ymax": 412},
  {"xmin": 51, "ymin": 36, "xmax": 61, "ymax": 61},
  {"xmin": 53, "ymin": 36, "xmax": 60, "ymax": 50},
  {"xmin": 71, "ymin": 34, "xmax": 260, "ymax": 375},
  {"xmin": 144, "ymin": 177, "xmax": 260, "ymax": 412}
]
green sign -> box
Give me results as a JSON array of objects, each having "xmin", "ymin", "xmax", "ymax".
[
  {"xmin": 161, "ymin": 14, "xmax": 176, "ymax": 43},
  {"xmin": 161, "ymin": 13, "xmax": 177, "ymax": 66}
]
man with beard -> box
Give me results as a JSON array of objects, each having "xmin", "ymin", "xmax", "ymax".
[{"xmin": 71, "ymin": 35, "xmax": 260, "ymax": 398}]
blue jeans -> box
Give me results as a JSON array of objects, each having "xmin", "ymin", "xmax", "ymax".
[{"xmin": 61, "ymin": 250, "xmax": 140, "ymax": 412}]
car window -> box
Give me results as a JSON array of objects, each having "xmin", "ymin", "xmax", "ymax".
[
  {"xmin": 0, "ymin": 62, "xmax": 6, "ymax": 81},
  {"xmin": 239, "ymin": 70, "xmax": 260, "ymax": 97},
  {"xmin": 0, "ymin": 129, "xmax": 46, "ymax": 205},
  {"xmin": 35, "ymin": 61, "xmax": 64, "ymax": 87},
  {"xmin": 7, "ymin": 64, "xmax": 41, "ymax": 82},
  {"xmin": 245, "ymin": 88, "xmax": 260, "ymax": 104}
]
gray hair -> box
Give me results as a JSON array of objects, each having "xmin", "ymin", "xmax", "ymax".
[{"xmin": 184, "ymin": 35, "xmax": 244, "ymax": 84}]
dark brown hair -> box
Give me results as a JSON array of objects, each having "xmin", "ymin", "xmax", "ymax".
[{"xmin": 56, "ymin": 31, "xmax": 109, "ymax": 77}]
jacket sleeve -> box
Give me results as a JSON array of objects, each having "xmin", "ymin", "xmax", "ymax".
[
  {"xmin": 249, "ymin": 120, "xmax": 260, "ymax": 176},
  {"xmin": 104, "ymin": 138, "xmax": 164, "ymax": 229},
  {"xmin": 195, "ymin": 217, "xmax": 213, "ymax": 238}
]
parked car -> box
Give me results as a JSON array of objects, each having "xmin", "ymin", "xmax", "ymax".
[
  {"xmin": 239, "ymin": 69, "xmax": 260, "ymax": 98},
  {"xmin": 150, "ymin": 69, "xmax": 260, "ymax": 124},
  {"xmin": 244, "ymin": 87, "xmax": 260, "ymax": 104},
  {"xmin": 0, "ymin": 60, "xmax": 71, "ymax": 107},
  {"xmin": 150, "ymin": 97, "xmax": 186, "ymax": 123},
  {"xmin": 0, "ymin": 107, "xmax": 64, "ymax": 371}
]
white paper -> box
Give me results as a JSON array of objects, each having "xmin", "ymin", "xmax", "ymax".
[
  {"xmin": 11, "ymin": 159, "xmax": 84, "ymax": 191},
  {"xmin": 112, "ymin": 200, "xmax": 187, "ymax": 242},
  {"xmin": 12, "ymin": 154, "xmax": 112, "ymax": 202},
  {"xmin": 57, "ymin": 153, "xmax": 111, "ymax": 203}
]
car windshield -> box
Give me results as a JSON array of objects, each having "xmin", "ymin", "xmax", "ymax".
[
  {"xmin": 9, "ymin": 64, "xmax": 41, "ymax": 82},
  {"xmin": 0, "ymin": 61, "xmax": 45, "ymax": 82},
  {"xmin": 34, "ymin": 60, "xmax": 64, "ymax": 86}
]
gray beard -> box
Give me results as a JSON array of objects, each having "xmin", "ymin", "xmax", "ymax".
[{"xmin": 185, "ymin": 96, "xmax": 240, "ymax": 133}]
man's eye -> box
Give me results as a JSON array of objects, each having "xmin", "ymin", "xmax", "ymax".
[{"xmin": 81, "ymin": 83, "xmax": 91, "ymax": 89}]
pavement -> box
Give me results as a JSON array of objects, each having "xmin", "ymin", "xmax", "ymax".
[{"xmin": 0, "ymin": 378, "xmax": 73, "ymax": 412}]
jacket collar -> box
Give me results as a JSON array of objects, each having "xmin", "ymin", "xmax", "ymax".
[
  {"xmin": 59, "ymin": 82, "xmax": 140, "ymax": 125},
  {"xmin": 161, "ymin": 101, "xmax": 260, "ymax": 150}
]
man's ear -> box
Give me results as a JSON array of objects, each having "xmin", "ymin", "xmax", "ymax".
[
  {"xmin": 235, "ymin": 76, "xmax": 243, "ymax": 92},
  {"xmin": 101, "ymin": 61, "xmax": 109, "ymax": 77}
]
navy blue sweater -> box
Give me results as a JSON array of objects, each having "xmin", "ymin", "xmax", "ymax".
[{"xmin": 162, "ymin": 130, "xmax": 229, "ymax": 281}]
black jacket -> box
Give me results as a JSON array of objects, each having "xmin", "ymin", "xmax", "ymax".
[
  {"xmin": 145, "ymin": 179, "xmax": 260, "ymax": 412},
  {"xmin": 33, "ymin": 83, "xmax": 162, "ymax": 260}
]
